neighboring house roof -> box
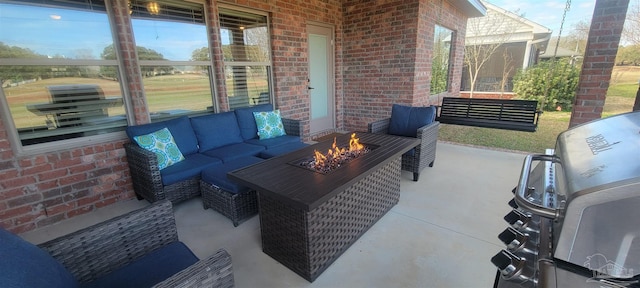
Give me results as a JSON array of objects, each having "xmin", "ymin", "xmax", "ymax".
[
  {"xmin": 465, "ymin": 0, "xmax": 552, "ymax": 46},
  {"xmin": 540, "ymin": 45, "xmax": 582, "ymax": 59}
]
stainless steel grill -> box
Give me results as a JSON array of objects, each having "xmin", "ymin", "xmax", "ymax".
[{"xmin": 492, "ymin": 111, "xmax": 640, "ymax": 288}]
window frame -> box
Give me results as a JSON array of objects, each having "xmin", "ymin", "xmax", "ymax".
[
  {"xmin": 131, "ymin": 0, "xmax": 218, "ymax": 119},
  {"xmin": 431, "ymin": 24, "xmax": 454, "ymax": 95},
  {"xmin": 0, "ymin": 0, "xmax": 131, "ymax": 155},
  {"xmin": 218, "ymin": 4, "xmax": 274, "ymax": 110}
]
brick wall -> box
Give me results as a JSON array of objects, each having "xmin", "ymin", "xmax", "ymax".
[
  {"xmin": 342, "ymin": 0, "xmax": 468, "ymax": 131},
  {"xmin": 570, "ymin": 0, "xmax": 629, "ymax": 127},
  {"xmin": 1, "ymin": 0, "xmax": 472, "ymax": 233}
]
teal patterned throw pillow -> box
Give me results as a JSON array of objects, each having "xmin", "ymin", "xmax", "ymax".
[
  {"xmin": 133, "ymin": 128, "xmax": 185, "ymax": 170},
  {"xmin": 253, "ymin": 110, "xmax": 286, "ymax": 140}
]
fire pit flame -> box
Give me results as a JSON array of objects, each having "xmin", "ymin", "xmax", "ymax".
[{"xmin": 302, "ymin": 133, "xmax": 371, "ymax": 174}]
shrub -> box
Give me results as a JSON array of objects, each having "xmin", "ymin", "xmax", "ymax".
[{"xmin": 512, "ymin": 60, "xmax": 580, "ymax": 111}]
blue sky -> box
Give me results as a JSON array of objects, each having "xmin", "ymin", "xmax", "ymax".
[
  {"xmin": 0, "ymin": 1, "xmax": 601, "ymax": 60},
  {"xmin": 486, "ymin": 0, "xmax": 597, "ymax": 36}
]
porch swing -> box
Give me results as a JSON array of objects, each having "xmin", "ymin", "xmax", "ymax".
[{"xmin": 435, "ymin": 0, "xmax": 571, "ymax": 132}]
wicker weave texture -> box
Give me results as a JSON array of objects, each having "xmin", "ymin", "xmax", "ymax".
[
  {"xmin": 38, "ymin": 201, "xmax": 235, "ymax": 287},
  {"xmin": 259, "ymin": 157, "xmax": 402, "ymax": 282},
  {"xmin": 124, "ymin": 143, "xmax": 201, "ymax": 203},
  {"xmin": 200, "ymin": 180, "xmax": 259, "ymax": 227},
  {"xmin": 38, "ymin": 201, "xmax": 179, "ymax": 283},
  {"xmin": 368, "ymin": 118, "xmax": 439, "ymax": 181},
  {"xmin": 282, "ymin": 118, "xmax": 302, "ymax": 136},
  {"xmin": 153, "ymin": 248, "xmax": 235, "ymax": 288}
]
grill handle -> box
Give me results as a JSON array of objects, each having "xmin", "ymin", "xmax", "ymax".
[{"xmin": 515, "ymin": 154, "xmax": 558, "ymax": 219}]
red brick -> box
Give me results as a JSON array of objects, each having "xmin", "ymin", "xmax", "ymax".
[
  {"xmin": 59, "ymin": 174, "xmax": 87, "ymax": 186},
  {"xmin": 39, "ymin": 169, "xmax": 69, "ymax": 181},
  {"xmin": 7, "ymin": 194, "xmax": 42, "ymax": 208},
  {"xmin": 45, "ymin": 202, "xmax": 75, "ymax": 216},
  {"xmin": 22, "ymin": 163, "xmax": 53, "ymax": 176},
  {"xmin": 0, "ymin": 205, "xmax": 33, "ymax": 219},
  {"xmin": 67, "ymin": 205, "xmax": 94, "ymax": 218},
  {"xmin": 2, "ymin": 176, "xmax": 36, "ymax": 189}
]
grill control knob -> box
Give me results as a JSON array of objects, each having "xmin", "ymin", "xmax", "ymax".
[
  {"xmin": 504, "ymin": 210, "xmax": 538, "ymax": 233},
  {"xmin": 491, "ymin": 250, "xmax": 536, "ymax": 284}
]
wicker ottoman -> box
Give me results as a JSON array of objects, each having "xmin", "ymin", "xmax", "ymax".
[{"xmin": 200, "ymin": 156, "xmax": 263, "ymax": 226}]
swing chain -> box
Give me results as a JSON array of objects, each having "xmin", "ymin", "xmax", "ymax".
[{"xmin": 541, "ymin": 0, "xmax": 572, "ymax": 111}]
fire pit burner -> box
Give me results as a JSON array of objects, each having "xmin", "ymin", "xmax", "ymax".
[{"xmin": 291, "ymin": 133, "xmax": 377, "ymax": 174}]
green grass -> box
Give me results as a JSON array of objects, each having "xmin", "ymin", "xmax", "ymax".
[
  {"xmin": 439, "ymin": 66, "xmax": 639, "ymax": 153},
  {"xmin": 438, "ymin": 112, "xmax": 570, "ymax": 153}
]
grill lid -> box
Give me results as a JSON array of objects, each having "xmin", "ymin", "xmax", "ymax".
[{"xmin": 555, "ymin": 111, "xmax": 640, "ymax": 197}]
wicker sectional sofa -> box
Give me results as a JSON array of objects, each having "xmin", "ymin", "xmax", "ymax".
[{"xmin": 124, "ymin": 104, "xmax": 304, "ymax": 213}]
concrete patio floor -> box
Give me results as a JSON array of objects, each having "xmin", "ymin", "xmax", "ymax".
[{"xmin": 21, "ymin": 142, "xmax": 530, "ymax": 288}]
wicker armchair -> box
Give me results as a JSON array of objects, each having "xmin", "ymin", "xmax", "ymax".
[
  {"xmin": 368, "ymin": 118, "xmax": 439, "ymax": 181},
  {"xmin": 37, "ymin": 200, "xmax": 235, "ymax": 287}
]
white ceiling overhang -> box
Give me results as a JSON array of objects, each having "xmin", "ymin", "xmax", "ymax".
[{"xmin": 448, "ymin": 0, "xmax": 487, "ymax": 18}]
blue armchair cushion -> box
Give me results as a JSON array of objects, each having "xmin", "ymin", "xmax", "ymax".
[
  {"xmin": 190, "ymin": 112, "xmax": 244, "ymax": 152},
  {"xmin": 126, "ymin": 116, "xmax": 199, "ymax": 155},
  {"xmin": 200, "ymin": 142, "xmax": 265, "ymax": 163},
  {"xmin": 133, "ymin": 128, "xmax": 185, "ymax": 170},
  {"xmin": 0, "ymin": 228, "xmax": 79, "ymax": 288},
  {"xmin": 160, "ymin": 153, "xmax": 222, "ymax": 186},
  {"xmin": 253, "ymin": 110, "xmax": 286, "ymax": 140},
  {"xmin": 83, "ymin": 242, "xmax": 198, "ymax": 288},
  {"xmin": 388, "ymin": 104, "xmax": 436, "ymax": 137},
  {"xmin": 201, "ymin": 156, "xmax": 264, "ymax": 194},
  {"xmin": 234, "ymin": 104, "xmax": 274, "ymax": 140}
]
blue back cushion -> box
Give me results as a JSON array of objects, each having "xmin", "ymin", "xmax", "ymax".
[
  {"xmin": 234, "ymin": 104, "xmax": 274, "ymax": 140},
  {"xmin": 126, "ymin": 116, "xmax": 199, "ymax": 155},
  {"xmin": 0, "ymin": 228, "xmax": 79, "ymax": 288},
  {"xmin": 388, "ymin": 104, "xmax": 436, "ymax": 137},
  {"xmin": 190, "ymin": 112, "xmax": 244, "ymax": 152}
]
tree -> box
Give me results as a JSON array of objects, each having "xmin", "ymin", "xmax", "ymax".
[
  {"xmin": 512, "ymin": 59, "xmax": 580, "ymax": 111},
  {"xmin": 464, "ymin": 6, "xmax": 524, "ymax": 97},
  {"xmin": 616, "ymin": 45, "xmax": 640, "ymax": 65},
  {"xmin": 499, "ymin": 47, "xmax": 515, "ymax": 97},
  {"xmin": 100, "ymin": 44, "xmax": 172, "ymax": 78},
  {"xmin": 624, "ymin": 0, "xmax": 640, "ymax": 45},
  {"xmin": 0, "ymin": 42, "xmax": 48, "ymax": 83}
]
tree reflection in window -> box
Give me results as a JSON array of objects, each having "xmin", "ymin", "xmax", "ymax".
[{"xmin": 431, "ymin": 25, "xmax": 453, "ymax": 95}]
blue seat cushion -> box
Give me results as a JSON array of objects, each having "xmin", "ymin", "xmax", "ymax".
[
  {"xmin": 160, "ymin": 153, "xmax": 222, "ymax": 186},
  {"xmin": 0, "ymin": 228, "xmax": 79, "ymax": 288},
  {"xmin": 388, "ymin": 104, "xmax": 436, "ymax": 138},
  {"xmin": 201, "ymin": 156, "xmax": 264, "ymax": 194},
  {"xmin": 200, "ymin": 143, "xmax": 265, "ymax": 163},
  {"xmin": 190, "ymin": 112, "xmax": 244, "ymax": 152},
  {"xmin": 244, "ymin": 135, "xmax": 302, "ymax": 149},
  {"xmin": 234, "ymin": 104, "xmax": 274, "ymax": 140},
  {"xmin": 82, "ymin": 242, "xmax": 198, "ymax": 288},
  {"xmin": 126, "ymin": 116, "xmax": 199, "ymax": 155},
  {"xmin": 259, "ymin": 142, "xmax": 309, "ymax": 159}
]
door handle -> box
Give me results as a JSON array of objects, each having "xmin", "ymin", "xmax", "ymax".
[{"xmin": 308, "ymin": 86, "xmax": 315, "ymax": 90}]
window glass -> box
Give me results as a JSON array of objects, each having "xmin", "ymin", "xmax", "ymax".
[
  {"xmin": 0, "ymin": 0, "xmax": 126, "ymax": 146},
  {"xmin": 431, "ymin": 25, "xmax": 453, "ymax": 95},
  {"xmin": 130, "ymin": 0, "xmax": 214, "ymax": 120},
  {"xmin": 219, "ymin": 8, "xmax": 272, "ymax": 110}
]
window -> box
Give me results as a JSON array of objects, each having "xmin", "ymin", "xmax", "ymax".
[
  {"xmin": 130, "ymin": 0, "xmax": 214, "ymax": 121},
  {"xmin": 431, "ymin": 25, "xmax": 453, "ymax": 95},
  {"xmin": 0, "ymin": 0, "xmax": 126, "ymax": 147},
  {"xmin": 218, "ymin": 7, "xmax": 272, "ymax": 110}
]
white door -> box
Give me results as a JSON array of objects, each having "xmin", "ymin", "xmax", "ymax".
[{"xmin": 307, "ymin": 24, "xmax": 335, "ymax": 135}]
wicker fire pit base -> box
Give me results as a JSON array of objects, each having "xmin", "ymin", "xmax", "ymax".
[{"xmin": 258, "ymin": 157, "xmax": 401, "ymax": 282}]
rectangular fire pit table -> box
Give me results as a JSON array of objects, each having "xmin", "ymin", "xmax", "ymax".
[{"xmin": 228, "ymin": 132, "xmax": 419, "ymax": 282}]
